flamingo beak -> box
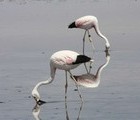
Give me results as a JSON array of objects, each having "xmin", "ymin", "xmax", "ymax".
[{"xmin": 37, "ymin": 99, "xmax": 46, "ymax": 105}]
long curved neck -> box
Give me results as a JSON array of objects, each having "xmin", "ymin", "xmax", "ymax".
[
  {"xmin": 95, "ymin": 56, "xmax": 110, "ymax": 79},
  {"xmin": 34, "ymin": 64, "xmax": 56, "ymax": 91},
  {"xmin": 94, "ymin": 22, "xmax": 109, "ymax": 45},
  {"xmin": 34, "ymin": 77, "xmax": 53, "ymax": 91}
]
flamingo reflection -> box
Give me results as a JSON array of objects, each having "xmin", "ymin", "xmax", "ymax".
[
  {"xmin": 71, "ymin": 51, "xmax": 110, "ymax": 88},
  {"xmin": 65, "ymin": 101, "xmax": 83, "ymax": 120},
  {"xmin": 32, "ymin": 101, "xmax": 83, "ymax": 120},
  {"xmin": 32, "ymin": 104, "xmax": 41, "ymax": 120}
]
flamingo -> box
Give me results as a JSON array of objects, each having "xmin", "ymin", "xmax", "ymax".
[
  {"xmin": 71, "ymin": 51, "xmax": 110, "ymax": 88},
  {"xmin": 32, "ymin": 50, "xmax": 93, "ymax": 104},
  {"xmin": 68, "ymin": 15, "xmax": 110, "ymax": 54}
]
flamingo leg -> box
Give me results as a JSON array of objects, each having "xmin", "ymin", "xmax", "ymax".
[
  {"xmin": 88, "ymin": 60, "xmax": 93, "ymax": 73},
  {"xmin": 87, "ymin": 30, "xmax": 95, "ymax": 50},
  {"xmin": 65, "ymin": 71, "xmax": 68, "ymax": 102},
  {"xmin": 82, "ymin": 30, "xmax": 87, "ymax": 55},
  {"xmin": 65, "ymin": 99, "xmax": 69, "ymax": 120},
  {"xmin": 82, "ymin": 30, "xmax": 89, "ymax": 73},
  {"xmin": 77, "ymin": 101, "xmax": 83, "ymax": 120},
  {"xmin": 84, "ymin": 63, "xmax": 88, "ymax": 73},
  {"xmin": 68, "ymin": 71, "xmax": 83, "ymax": 102}
]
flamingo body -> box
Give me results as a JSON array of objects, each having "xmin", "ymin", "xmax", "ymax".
[
  {"xmin": 68, "ymin": 15, "xmax": 110, "ymax": 51},
  {"xmin": 69, "ymin": 16, "xmax": 97, "ymax": 30},
  {"xmin": 50, "ymin": 50, "xmax": 90, "ymax": 71},
  {"xmin": 32, "ymin": 50, "xmax": 92, "ymax": 103}
]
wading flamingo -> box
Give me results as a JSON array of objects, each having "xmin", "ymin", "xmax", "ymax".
[
  {"xmin": 68, "ymin": 15, "xmax": 110, "ymax": 54},
  {"xmin": 32, "ymin": 50, "xmax": 93, "ymax": 104}
]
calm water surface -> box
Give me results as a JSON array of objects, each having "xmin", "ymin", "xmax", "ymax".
[{"xmin": 0, "ymin": 0, "xmax": 140, "ymax": 120}]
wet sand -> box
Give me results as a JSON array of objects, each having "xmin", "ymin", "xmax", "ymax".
[{"xmin": 0, "ymin": 0, "xmax": 140, "ymax": 120}]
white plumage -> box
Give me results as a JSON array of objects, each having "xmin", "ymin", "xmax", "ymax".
[
  {"xmin": 50, "ymin": 50, "xmax": 79, "ymax": 71},
  {"xmin": 75, "ymin": 16, "xmax": 98, "ymax": 30}
]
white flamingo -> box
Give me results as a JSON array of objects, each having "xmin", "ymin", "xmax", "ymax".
[
  {"xmin": 68, "ymin": 15, "xmax": 110, "ymax": 54},
  {"xmin": 32, "ymin": 50, "xmax": 93, "ymax": 104}
]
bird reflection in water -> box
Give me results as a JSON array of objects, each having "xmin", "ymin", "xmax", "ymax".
[
  {"xmin": 65, "ymin": 101, "xmax": 83, "ymax": 120},
  {"xmin": 32, "ymin": 101, "xmax": 83, "ymax": 120},
  {"xmin": 71, "ymin": 51, "xmax": 110, "ymax": 88},
  {"xmin": 32, "ymin": 104, "xmax": 41, "ymax": 120}
]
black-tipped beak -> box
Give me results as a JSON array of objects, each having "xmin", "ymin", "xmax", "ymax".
[
  {"xmin": 37, "ymin": 100, "xmax": 46, "ymax": 105},
  {"xmin": 68, "ymin": 22, "xmax": 76, "ymax": 28}
]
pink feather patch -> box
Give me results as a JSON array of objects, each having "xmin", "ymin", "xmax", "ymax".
[{"xmin": 65, "ymin": 56, "xmax": 74, "ymax": 64}]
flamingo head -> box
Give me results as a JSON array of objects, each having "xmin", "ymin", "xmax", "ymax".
[
  {"xmin": 32, "ymin": 88, "xmax": 40, "ymax": 103},
  {"xmin": 32, "ymin": 88, "xmax": 46, "ymax": 105}
]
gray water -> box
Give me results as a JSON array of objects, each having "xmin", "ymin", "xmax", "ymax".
[{"xmin": 0, "ymin": 0, "xmax": 140, "ymax": 120}]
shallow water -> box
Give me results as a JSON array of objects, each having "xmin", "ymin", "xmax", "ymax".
[{"xmin": 0, "ymin": 0, "xmax": 140, "ymax": 120}]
